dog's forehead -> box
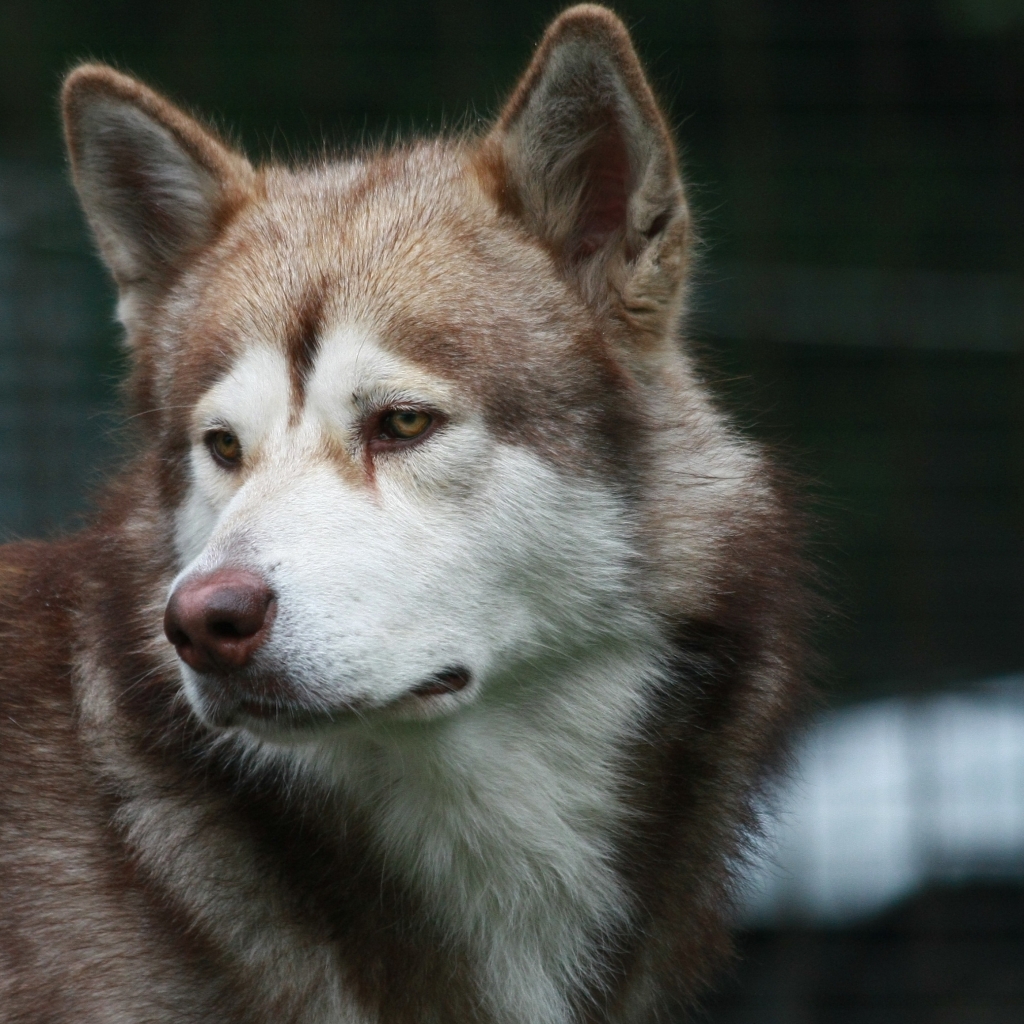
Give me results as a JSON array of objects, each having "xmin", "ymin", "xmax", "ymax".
[
  {"xmin": 200, "ymin": 148, "xmax": 576, "ymax": 355},
  {"xmin": 169, "ymin": 145, "xmax": 635, "ymax": 474},
  {"xmin": 177, "ymin": 152, "xmax": 581, "ymax": 387}
]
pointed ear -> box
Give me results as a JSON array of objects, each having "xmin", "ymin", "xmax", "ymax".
[
  {"xmin": 477, "ymin": 5, "xmax": 689, "ymax": 334},
  {"xmin": 62, "ymin": 65, "xmax": 254, "ymax": 320}
]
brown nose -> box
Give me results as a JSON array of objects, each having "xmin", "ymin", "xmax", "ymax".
[{"xmin": 164, "ymin": 568, "xmax": 276, "ymax": 674}]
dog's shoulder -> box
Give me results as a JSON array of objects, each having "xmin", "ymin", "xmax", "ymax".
[
  {"xmin": 0, "ymin": 537, "xmax": 234, "ymax": 1021},
  {"xmin": 0, "ymin": 538, "xmax": 80, "ymax": 733},
  {"xmin": 0, "ymin": 537, "xmax": 104, "ymax": 943},
  {"xmin": 0, "ymin": 539, "xmax": 96, "ymax": 1010}
]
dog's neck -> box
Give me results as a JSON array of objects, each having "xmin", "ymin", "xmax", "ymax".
[{"xmin": 295, "ymin": 644, "xmax": 662, "ymax": 1023}]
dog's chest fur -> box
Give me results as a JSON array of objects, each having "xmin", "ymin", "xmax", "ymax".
[{"xmin": 76, "ymin": 577, "xmax": 663, "ymax": 1024}]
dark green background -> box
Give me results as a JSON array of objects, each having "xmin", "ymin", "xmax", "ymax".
[{"xmin": 1, "ymin": 0, "xmax": 1021, "ymax": 702}]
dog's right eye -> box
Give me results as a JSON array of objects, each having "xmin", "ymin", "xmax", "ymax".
[
  {"xmin": 380, "ymin": 410, "xmax": 432, "ymax": 440},
  {"xmin": 205, "ymin": 429, "xmax": 243, "ymax": 469}
]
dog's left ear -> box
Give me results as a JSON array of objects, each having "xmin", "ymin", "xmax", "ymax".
[
  {"xmin": 478, "ymin": 4, "xmax": 688, "ymax": 339},
  {"xmin": 62, "ymin": 64, "xmax": 255, "ymax": 337}
]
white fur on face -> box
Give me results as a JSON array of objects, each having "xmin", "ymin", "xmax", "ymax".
[{"xmin": 174, "ymin": 327, "xmax": 650, "ymax": 723}]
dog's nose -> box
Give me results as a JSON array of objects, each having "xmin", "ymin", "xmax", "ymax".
[{"xmin": 164, "ymin": 568, "xmax": 275, "ymax": 673}]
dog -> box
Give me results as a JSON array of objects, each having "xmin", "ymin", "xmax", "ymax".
[{"xmin": 0, "ymin": 6, "xmax": 807, "ymax": 1022}]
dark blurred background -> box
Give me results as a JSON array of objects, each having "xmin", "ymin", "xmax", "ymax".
[{"xmin": 1, "ymin": 1, "xmax": 1022, "ymax": 1019}]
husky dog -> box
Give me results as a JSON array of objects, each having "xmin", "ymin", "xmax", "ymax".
[{"xmin": 0, "ymin": 6, "xmax": 806, "ymax": 1022}]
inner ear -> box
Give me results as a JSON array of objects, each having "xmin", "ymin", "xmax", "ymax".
[{"xmin": 573, "ymin": 120, "xmax": 631, "ymax": 260}]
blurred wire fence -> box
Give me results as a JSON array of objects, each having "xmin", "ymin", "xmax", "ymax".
[
  {"xmin": 695, "ymin": 263, "xmax": 1024, "ymax": 351},
  {"xmin": 0, "ymin": 159, "xmax": 117, "ymax": 540}
]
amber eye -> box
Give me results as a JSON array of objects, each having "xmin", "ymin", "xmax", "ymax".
[
  {"xmin": 380, "ymin": 410, "xmax": 432, "ymax": 441},
  {"xmin": 206, "ymin": 429, "xmax": 242, "ymax": 468}
]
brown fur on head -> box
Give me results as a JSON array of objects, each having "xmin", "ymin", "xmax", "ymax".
[{"xmin": 63, "ymin": 5, "xmax": 689, "ymax": 362}]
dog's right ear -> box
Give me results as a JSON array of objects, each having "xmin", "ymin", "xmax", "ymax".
[
  {"xmin": 62, "ymin": 65, "xmax": 254, "ymax": 329},
  {"xmin": 476, "ymin": 6, "xmax": 688, "ymax": 345}
]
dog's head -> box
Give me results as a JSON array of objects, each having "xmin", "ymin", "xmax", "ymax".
[{"xmin": 63, "ymin": 6, "xmax": 696, "ymax": 735}]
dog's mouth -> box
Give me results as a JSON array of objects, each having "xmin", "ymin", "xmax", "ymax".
[
  {"xmin": 206, "ymin": 666, "xmax": 474, "ymax": 730},
  {"xmin": 407, "ymin": 666, "xmax": 472, "ymax": 698}
]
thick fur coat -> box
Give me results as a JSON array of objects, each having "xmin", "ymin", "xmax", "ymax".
[{"xmin": 0, "ymin": 7, "xmax": 807, "ymax": 1022}]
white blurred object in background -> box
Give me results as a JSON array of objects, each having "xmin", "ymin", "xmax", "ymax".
[{"xmin": 744, "ymin": 675, "xmax": 1024, "ymax": 923}]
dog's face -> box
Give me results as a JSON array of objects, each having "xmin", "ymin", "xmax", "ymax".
[
  {"xmin": 162, "ymin": 165, "xmax": 647, "ymax": 730},
  {"xmin": 63, "ymin": 10, "xmax": 690, "ymax": 735}
]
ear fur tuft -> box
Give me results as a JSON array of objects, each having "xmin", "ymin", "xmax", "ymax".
[
  {"xmin": 478, "ymin": 5, "xmax": 689, "ymax": 337},
  {"xmin": 62, "ymin": 64, "xmax": 254, "ymax": 320}
]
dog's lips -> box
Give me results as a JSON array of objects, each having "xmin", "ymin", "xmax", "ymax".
[
  {"xmin": 210, "ymin": 666, "xmax": 475, "ymax": 730},
  {"xmin": 408, "ymin": 667, "xmax": 472, "ymax": 698}
]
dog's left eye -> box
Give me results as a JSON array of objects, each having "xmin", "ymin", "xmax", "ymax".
[
  {"xmin": 379, "ymin": 410, "xmax": 432, "ymax": 441},
  {"xmin": 205, "ymin": 429, "xmax": 243, "ymax": 468}
]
